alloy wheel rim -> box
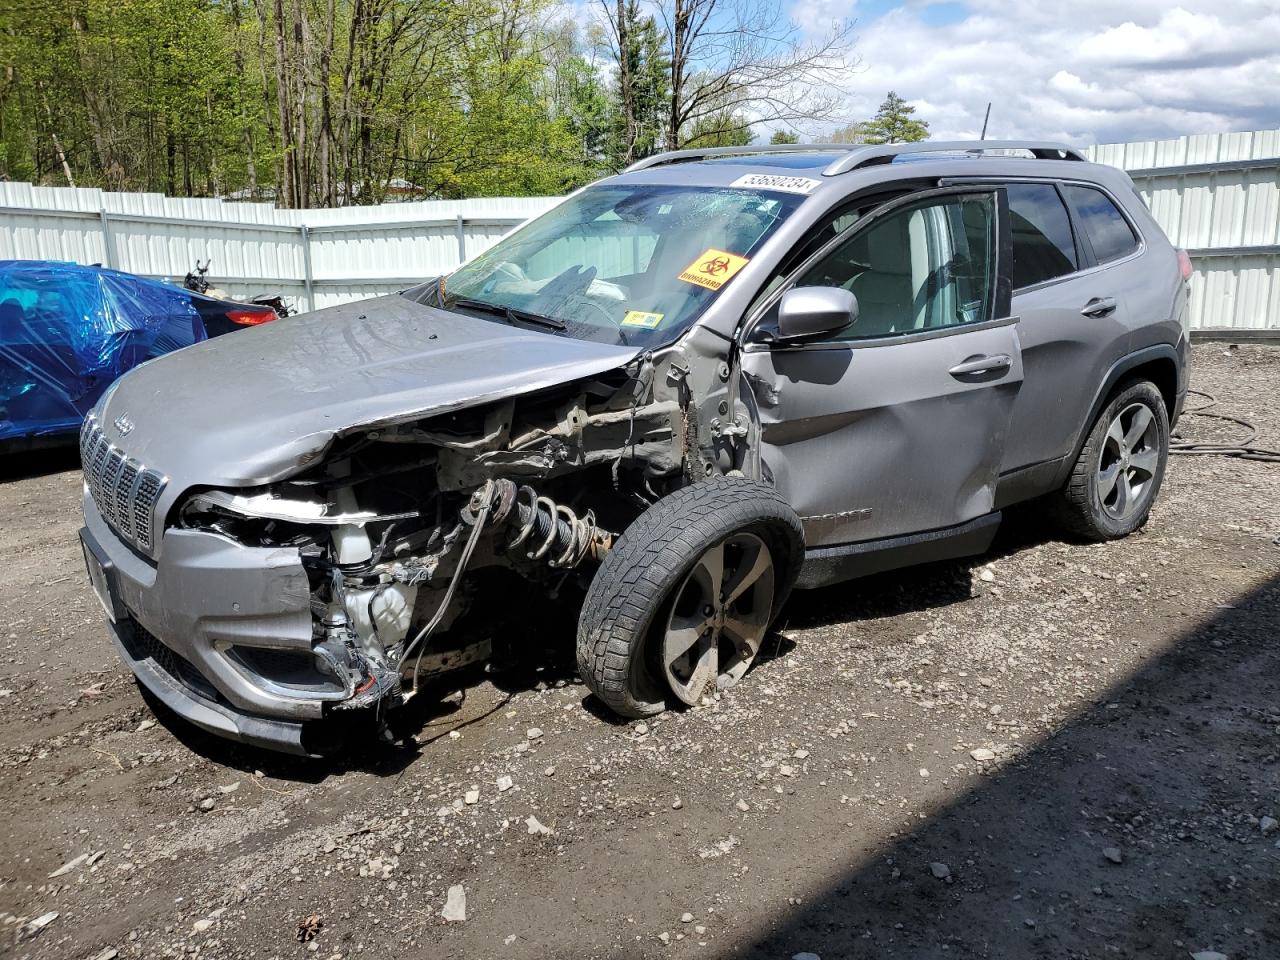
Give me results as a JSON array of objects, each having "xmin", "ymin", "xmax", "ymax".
[
  {"xmin": 1097, "ymin": 402, "xmax": 1160, "ymax": 520},
  {"xmin": 661, "ymin": 533, "xmax": 775, "ymax": 705}
]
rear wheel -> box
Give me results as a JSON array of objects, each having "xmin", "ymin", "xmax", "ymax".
[
  {"xmin": 576, "ymin": 478, "xmax": 804, "ymax": 718},
  {"xmin": 1053, "ymin": 379, "xmax": 1169, "ymax": 540}
]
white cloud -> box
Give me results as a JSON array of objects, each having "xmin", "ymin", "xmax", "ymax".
[{"xmin": 790, "ymin": 0, "xmax": 1280, "ymax": 146}]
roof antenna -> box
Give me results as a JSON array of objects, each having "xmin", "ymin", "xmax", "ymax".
[{"xmin": 980, "ymin": 103, "xmax": 992, "ymax": 141}]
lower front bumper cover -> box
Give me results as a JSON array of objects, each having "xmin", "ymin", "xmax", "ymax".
[
  {"xmin": 108, "ymin": 614, "xmax": 312, "ymax": 756},
  {"xmin": 80, "ymin": 515, "xmax": 326, "ymax": 756}
]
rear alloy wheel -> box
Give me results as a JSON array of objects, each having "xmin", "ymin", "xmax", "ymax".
[
  {"xmin": 1053, "ymin": 379, "xmax": 1169, "ymax": 541},
  {"xmin": 577, "ymin": 478, "xmax": 804, "ymax": 718},
  {"xmin": 1096, "ymin": 402, "xmax": 1162, "ymax": 522}
]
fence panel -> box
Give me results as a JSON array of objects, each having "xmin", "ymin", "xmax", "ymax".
[
  {"xmin": 1087, "ymin": 129, "xmax": 1280, "ymax": 330},
  {"xmin": 0, "ymin": 183, "xmax": 558, "ymax": 313}
]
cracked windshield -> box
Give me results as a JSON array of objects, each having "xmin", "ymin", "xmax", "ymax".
[{"xmin": 436, "ymin": 184, "xmax": 803, "ymax": 345}]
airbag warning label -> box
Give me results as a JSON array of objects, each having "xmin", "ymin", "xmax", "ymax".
[{"xmin": 678, "ymin": 249, "xmax": 750, "ymax": 291}]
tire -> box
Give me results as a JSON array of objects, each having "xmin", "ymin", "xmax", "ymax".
[
  {"xmin": 576, "ymin": 477, "xmax": 804, "ymax": 719},
  {"xmin": 1053, "ymin": 379, "xmax": 1169, "ymax": 541}
]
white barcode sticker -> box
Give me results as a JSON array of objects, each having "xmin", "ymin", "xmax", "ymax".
[{"xmin": 729, "ymin": 173, "xmax": 822, "ymax": 195}]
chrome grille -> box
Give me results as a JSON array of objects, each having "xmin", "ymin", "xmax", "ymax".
[{"xmin": 81, "ymin": 416, "xmax": 167, "ymax": 554}]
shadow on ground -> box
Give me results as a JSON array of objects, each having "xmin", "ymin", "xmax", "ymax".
[
  {"xmin": 738, "ymin": 573, "xmax": 1280, "ymax": 960},
  {"xmin": 0, "ymin": 443, "xmax": 79, "ymax": 482}
]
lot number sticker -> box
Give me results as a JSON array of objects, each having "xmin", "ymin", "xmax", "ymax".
[
  {"xmin": 621, "ymin": 310, "xmax": 664, "ymax": 328},
  {"xmin": 729, "ymin": 173, "xmax": 821, "ymax": 195},
  {"xmin": 678, "ymin": 249, "xmax": 750, "ymax": 291}
]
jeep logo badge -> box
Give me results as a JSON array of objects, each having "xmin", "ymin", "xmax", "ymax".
[{"xmin": 113, "ymin": 414, "xmax": 135, "ymax": 437}]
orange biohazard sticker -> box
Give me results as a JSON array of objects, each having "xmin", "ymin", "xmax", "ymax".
[{"xmin": 677, "ymin": 248, "xmax": 750, "ymax": 291}]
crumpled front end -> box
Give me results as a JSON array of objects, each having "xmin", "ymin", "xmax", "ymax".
[{"xmin": 80, "ymin": 352, "xmax": 694, "ymax": 754}]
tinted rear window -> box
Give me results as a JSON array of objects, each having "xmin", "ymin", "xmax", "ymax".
[
  {"xmin": 1062, "ymin": 184, "xmax": 1139, "ymax": 264},
  {"xmin": 1007, "ymin": 183, "xmax": 1077, "ymax": 288}
]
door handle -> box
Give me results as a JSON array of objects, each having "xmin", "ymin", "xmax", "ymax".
[
  {"xmin": 1081, "ymin": 296, "xmax": 1117, "ymax": 318},
  {"xmin": 948, "ymin": 354, "xmax": 1011, "ymax": 378}
]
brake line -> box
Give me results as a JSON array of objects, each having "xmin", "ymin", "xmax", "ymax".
[{"xmin": 1170, "ymin": 389, "xmax": 1280, "ymax": 463}]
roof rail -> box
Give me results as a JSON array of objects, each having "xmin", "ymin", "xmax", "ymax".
[
  {"xmin": 820, "ymin": 140, "xmax": 1086, "ymax": 175},
  {"xmin": 623, "ymin": 144, "xmax": 855, "ymax": 173},
  {"xmin": 623, "ymin": 140, "xmax": 1086, "ymax": 177}
]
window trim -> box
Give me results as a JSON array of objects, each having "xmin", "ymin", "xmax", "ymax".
[
  {"xmin": 739, "ymin": 184, "xmax": 1013, "ymax": 351},
  {"xmin": 938, "ymin": 176, "xmax": 1147, "ymax": 295},
  {"xmin": 1058, "ymin": 181, "xmax": 1143, "ymax": 268},
  {"xmin": 1000, "ymin": 180, "xmax": 1085, "ymax": 290}
]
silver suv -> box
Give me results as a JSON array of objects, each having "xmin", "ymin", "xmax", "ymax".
[{"xmin": 79, "ymin": 141, "xmax": 1190, "ymax": 754}]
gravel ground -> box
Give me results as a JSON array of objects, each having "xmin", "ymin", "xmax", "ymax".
[{"xmin": 1, "ymin": 343, "xmax": 1278, "ymax": 960}]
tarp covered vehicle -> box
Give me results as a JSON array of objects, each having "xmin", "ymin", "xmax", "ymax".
[{"xmin": 0, "ymin": 261, "xmax": 275, "ymax": 447}]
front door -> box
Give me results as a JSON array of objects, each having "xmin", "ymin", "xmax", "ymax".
[{"xmin": 739, "ymin": 188, "xmax": 1024, "ymax": 546}]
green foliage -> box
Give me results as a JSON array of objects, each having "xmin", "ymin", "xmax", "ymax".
[
  {"xmin": 818, "ymin": 123, "xmax": 867, "ymax": 144},
  {"xmin": 686, "ymin": 111, "xmax": 753, "ymax": 148},
  {"xmin": 0, "ymin": 0, "xmax": 861, "ymax": 203},
  {"xmin": 769, "ymin": 129, "xmax": 799, "ymax": 144},
  {"xmin": 0, "ymin": 0, "xmax": 616, "ymax": 202},
  {"xmin": 859, "ymin": 91, "xmax": 929, "ymax": 144},
  {"xmin": 608, "ymin": 0, "xmax": 669, "ymax": 166}
]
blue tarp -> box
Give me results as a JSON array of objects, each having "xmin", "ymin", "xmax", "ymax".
[{"xmin": 0, "ymin": 261, "xmax": 205, "ymax": 442}]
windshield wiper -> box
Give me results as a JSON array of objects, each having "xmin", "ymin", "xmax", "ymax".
[{"xmin": 450, "ymin": 297, "xmax": 566, "ymax": 331}]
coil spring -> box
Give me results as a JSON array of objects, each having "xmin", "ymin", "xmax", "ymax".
[{"xmin": 465, "ymin": 478, "xmax": 612, "ymax": 569}]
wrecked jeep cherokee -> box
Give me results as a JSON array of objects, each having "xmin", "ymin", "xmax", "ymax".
[{"xmin": 80, "ymin": 141, "xmax": 1189, "ymax": 754}]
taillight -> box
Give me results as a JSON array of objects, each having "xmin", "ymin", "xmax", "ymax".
[
  {"xmin": 1176, "ymin": 249, "xmax": 1194, "ymax": 281},
  {"xmin": 227, "ymin": 307, "xmax": 276, "ymax": 326}
]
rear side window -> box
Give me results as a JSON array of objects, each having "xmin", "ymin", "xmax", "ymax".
[
  {"xmin": 1062, "ymin": 184, "xmax": 1140, "ymax": 264},
  {"xmin": 1007, "ymin": 184, "xmax": 1077, "ymax": 288}
]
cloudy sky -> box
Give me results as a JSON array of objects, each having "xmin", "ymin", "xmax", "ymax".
[{"xmin": 785, "ymin": 0, "xmax": 1280, "ymax": 146}]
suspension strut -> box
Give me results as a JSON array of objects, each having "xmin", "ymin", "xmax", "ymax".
[{"xmin": 462, "ymin": 479, "xmax": 614, "ymax": 568}]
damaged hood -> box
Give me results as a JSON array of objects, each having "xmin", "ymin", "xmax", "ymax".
[{"xmin": 97, "ymin": 294, "xmax": 641, "ymax": 490}]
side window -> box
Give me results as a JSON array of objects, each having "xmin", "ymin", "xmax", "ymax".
[
  {"xmin": 1007, "ymin": 183, "xmax": 1077, "ymax": 288},
  {"xmin": 795, "ymin": 192, "xmax": 996, "ymax": 340},
  {"xmin": 1061, "ymin": 184, "xmax": 1139, "ymax": 264}
]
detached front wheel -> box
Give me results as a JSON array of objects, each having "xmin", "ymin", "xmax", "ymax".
[{"xmin": 576, "ymin": 478, "xmax": 804, "ymax": 718}]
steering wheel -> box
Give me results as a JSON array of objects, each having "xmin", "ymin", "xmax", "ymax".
[{"xmin": 553, "ymin": 292, "xmax": 614, "ymax": 327}]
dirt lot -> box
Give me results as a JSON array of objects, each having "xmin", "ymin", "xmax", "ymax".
[{"xmin": 1, "ymin": 343, "xmax": 1278, "ymax": 960}]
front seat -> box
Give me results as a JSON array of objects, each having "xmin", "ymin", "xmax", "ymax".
[{"xmin": 845, "ymin": 213, "xmax": 914, "ymax": 337}]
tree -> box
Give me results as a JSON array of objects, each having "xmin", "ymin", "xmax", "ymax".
[
  {"xmin": 0, "ymin": 0, "xmax": 860, "ymax": 203},
  {"xmin": 818, "ymin": 122, "xmax": 867, "ymax": 144},
  {"xmin": 686, "ymin": 110, "xmax": 752, "ymax": 147},
  {"xmin": 859, "ymin": 91, "xmax": 929, "ymax": 145},
  {"xmin": 769, "ymin": 129, "xmax": 798, "ymax": 144},
  {"xmin": 657, "ymin": 0, "xmax": 855, "ymax": 150},
  {"xmin": 597, "ymin": 0, "xmax": 669, "ymax": 167}
]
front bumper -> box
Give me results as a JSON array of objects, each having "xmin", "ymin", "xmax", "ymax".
[
  {"xmin": 81, "ymin": 489, "xmax": 350, "ymax": 755},
  {"xmin": 107, "ymin": 613, "xmax": 310, "ymax": 754}
]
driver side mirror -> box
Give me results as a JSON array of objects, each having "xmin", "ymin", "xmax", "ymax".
[{"xmin": 775, "ymin": 286, "xmax": 859, "ymax": 341}]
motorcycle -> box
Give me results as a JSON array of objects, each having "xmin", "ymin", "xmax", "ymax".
[{"xmin": 183, "ymin": 260, "xmax": 294, "ymax": 318}]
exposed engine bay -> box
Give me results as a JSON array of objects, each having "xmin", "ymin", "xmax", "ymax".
[{"xmin": 172, "ymin": 356, "xmax": 717, "ymax": 741}]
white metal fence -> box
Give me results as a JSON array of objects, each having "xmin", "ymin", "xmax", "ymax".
[
  {"xmin": 0, "ymin": 184, "xmax": 559, "ymax": 311},
  {"xmin": 1086, "ymin": 129, "xmax": 1280, "ymax": 331},
  {"xmin": 2, "ymin": 127, "xmax": 1277, "ymax": 328}
]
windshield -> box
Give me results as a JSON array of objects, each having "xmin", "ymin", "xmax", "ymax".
[{"xmin": 437, "ymin": 184, "xmax": 802, "ymax": 346}]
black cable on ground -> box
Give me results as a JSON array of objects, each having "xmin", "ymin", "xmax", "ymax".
[{"xmin": 1170, "ymin": 389, "xmax": 1280, "ymax": 463}]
